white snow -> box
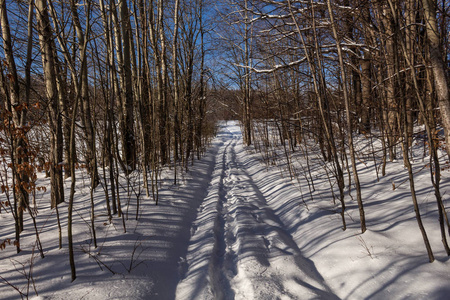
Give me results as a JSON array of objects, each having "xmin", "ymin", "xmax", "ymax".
[{"xmin": 1, "ymin": 120, "xmax": 450, "ymax": 300}]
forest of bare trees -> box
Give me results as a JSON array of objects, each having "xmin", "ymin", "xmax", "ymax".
[
  {"xmin": 215, "ymin": 0, "xmax": 449, "ymax": 263},
  {"xmin": 0, "ymin": 0, "xmax": 449, "ymax": 283},
  {"xmin": 1, "ymin": 0, "xmax": 215, "ymax": 281}
]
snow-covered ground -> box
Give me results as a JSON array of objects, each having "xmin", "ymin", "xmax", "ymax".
[{"xmin": 1, "ymin": 120, "xmax": 449, "ymax": 299}]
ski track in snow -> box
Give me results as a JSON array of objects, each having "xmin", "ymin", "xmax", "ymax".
[
  {"xmin": 3, "ymin": 120, "xmax": 450, "ymax": 300},
  {"xmin": 176, "ymin": 123, "xmax": 338, "ymax": 300}
]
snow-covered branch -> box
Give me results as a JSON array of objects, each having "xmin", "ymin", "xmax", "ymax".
[{"xmin": 234, "ymin": 57, "xmax": 307, "ymax": 74}]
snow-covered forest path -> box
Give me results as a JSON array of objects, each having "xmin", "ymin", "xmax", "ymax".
[
  {"xmin": 176, "ymin": 122, "xmax": 338, "ymax": 299},
  {"xmin": 2, "ymin": 121, "xmax": 450, "ymax": 300}
]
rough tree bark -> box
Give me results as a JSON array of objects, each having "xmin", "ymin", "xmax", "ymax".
[
  {"xmin": 35, "ymin": 0, "xmax": 64, "ymax": 210},
  {"xmin": 422, "ymin": 0, "xmax": 450, "ymax": 156}
]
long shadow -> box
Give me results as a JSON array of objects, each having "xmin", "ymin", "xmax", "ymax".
[
  {"xmin": 1, "ymin": 132, "xmax": 229, "ymax": 300},
  {"xmin": 207, "ymin": 138, "xmax": 236, "ymax": 300},
  {"xmin": 229, "ymin": 142, "xmax": 340, "ymax": 299}
]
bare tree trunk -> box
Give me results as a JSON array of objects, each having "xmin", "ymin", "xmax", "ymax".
[
  {"xmin": 158, "ymin": 0, "xmax": 168, "ymax": 165},
  {"xmin": 0, "ymin": 0, "xmax": 32, "ymax": 235},
  {"xmin": 172, "ymin": 0, "xmax": 180, "ymax": 182},
  {"xmin": 405, "ymin": 0, "xmax": 416, "ymax": 148},
  {"xmin": 135, "ymin": 0, "xmax": 151, "ymax": 194},
  {"xmin": 380, "ymin": 2, "xmax": 398, "ymax": 161},
  {"xmin": 110, "ymin": 0, "xmax": 135, "ymax": 173},
  {"xmin": 35, "ymin": 0, "xmax": 64, "ymax": 210},
  {"xmin": 402, "ymin": 122, "xmax": 435, "ymax": 262},
  {"xmin": 119, "ymin": 0, "xmax": 136, "ymax": 172},
  {"xmin": 360, "ymin": 58, "xmax": 371, "ymax": 133},
  {"xmin": 392, "ymin": 0, "xmax": 450, "ymax": 255},
  {"xmin": 243, "ymin": 0, "xmax": 252, "ymax": 146},
  {"xmin": 99, "ymin": 0, "xmax": 119, "ymax": 213},
  {"xmin": 70, "ymin": 0, "xmax": 99, "ymax": 187},
  {"xmin": 327, "ymin": 0, "xmax": 366, "ymax": 233},
  {"xmin": 148, "ymin": 0, "xmax": 168, "ymax": 166},
  {"xmin": 184, "ymin": 39, "xmax": 195, "ymax": 168},
  {"xmin": 196, "ymin": 0, "xmax": 206, "ymax": 159},
  {"xmin": 288, "ymin": 0, "xmax": 346, "ymax": 230},
  {"xmin": 422, "ymin": 0, "xmax": 450, "ymax": 156}
]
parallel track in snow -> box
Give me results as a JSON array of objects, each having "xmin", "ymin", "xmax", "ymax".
[
  {"xmin": 209, "ymin": 138, "xmax": 236, "ymax": 300},
  {"xmin": 176, "ymin": 122, "xmax": 338, "ymax": 300}
]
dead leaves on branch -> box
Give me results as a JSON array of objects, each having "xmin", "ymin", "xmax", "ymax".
[{"xmin": 0, "ymin": 239, "xmax": 19, "ymax": 251}]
